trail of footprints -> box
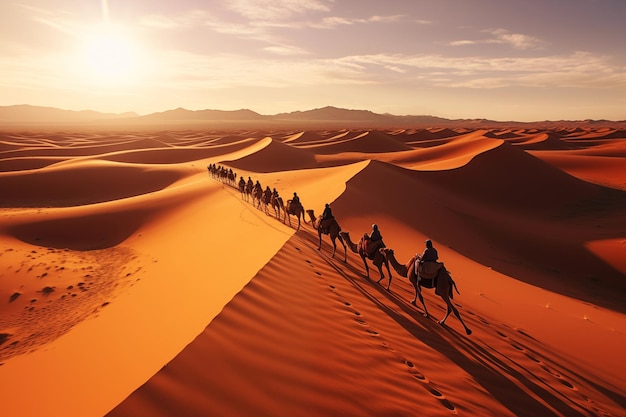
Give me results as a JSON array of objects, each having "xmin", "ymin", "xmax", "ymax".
[
  {"xmin": 486, "ymin": 319, "xmax": 612, "ymax": 416},
  {"xmin": 300, "ymin": 248, "xmax": 457, "ymax": 414}
]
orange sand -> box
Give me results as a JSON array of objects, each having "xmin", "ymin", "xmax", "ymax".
[{"xmin": 0, "ymin": 127, "xmax": 625, "ymax": 417}]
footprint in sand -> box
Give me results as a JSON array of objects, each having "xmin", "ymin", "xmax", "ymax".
[
  {"xmin": 404, "ymin": 360, "xmax": 456, "ymax": 412},
  {"xmin": 496, "ymin": 330, "xmax": 508, "ymax": 338}
]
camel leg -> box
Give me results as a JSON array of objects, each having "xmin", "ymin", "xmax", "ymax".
[
  {"xmin": 361, "ymin": 256, "xmax": 371, "ymax": 279},
  {"xmin": 440, "ymin": 298, "xmax": 472, "ymax": 335},
  {"xmin": 337, "ymin": 234, "xmax": 347, "ymax": 263},
  {"xmin": 415, "ymin": 286, "xmax": 429, "ymax": 318},
  {"xmin": 330, "ymin": 236, "xmax": 337, "ymax": 258},
  {"xmin": 317, "ymin": 231, "xmax": 323, "ymax": 251},
  {"xmin": 376, "ymin": 265, "xmax": 384, "ymax": 283},
  {"xmin": 408, "ymin": 274, "xmax": 419, "ymax": 305},
  {"xmin": 378, "ymin": 260, "xmax": 392, "ymax": 291}
]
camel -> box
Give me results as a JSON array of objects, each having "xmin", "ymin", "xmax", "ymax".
[
  {"xmin": 285, "ymin": 199, "xmax": 307, "ymax": 230},
  {"xmin": 260, "ymin": 188, "xmax": 272, "ymax": 213},
  {"xmin": 270, "ymin": 194, "xmax": 285, "ymax": 221},
  {"xmin": 245, "ymin": 181, "xmax": 255, "ymax": 202},
  {"xmin": 339, "ymin": 231, "xmax": 392, "ymax": 287},
  {"xmin": 238, "ymin": 179, "xmax": 247, "ymax": 201},
  {"xmin": 379, "ymin": 248, "xmax": 471, "ymax": 335},
  {"xmin": 305, "ymin": 209, "xmax": 346, "ymax": 262},
  {"xmin": 253, "ymin": 185, "xmax": 265, "ymax": 210}
]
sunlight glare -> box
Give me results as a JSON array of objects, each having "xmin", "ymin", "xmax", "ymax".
[{"xmin": 80, "ymin": 25, "xmax": 138, "ymax": 84}]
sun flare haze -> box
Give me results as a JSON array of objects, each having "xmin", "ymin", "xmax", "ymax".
[{"xmin": 80, "ymin": 26, "xmax": 137, "ymax": 83}]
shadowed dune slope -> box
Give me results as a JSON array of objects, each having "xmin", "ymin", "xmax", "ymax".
[
  {"xmin": 0, "ymin": 137, "xmax": 171, "ymax": 160},
  {"xmin": 531, "ymin": 152, "xmax": 626, "ymax": 190},
  {"xmin": 299, "ymin": 130, "xmax": 414, "ymax": 154},
  {"xmin": 511, "ymin": 132, "xmax": 582, "ymax": 151},
  {"xmin": 375, "ymin": 133, "xmax": 501, "ymax": 170},
  {"xmin": 0, "ymin": 161, "xmax": 188, "ymax": 207},
  {"xmin": 226, "ymin": 137, "xmax": 319, "ymax": 172},
  {"xmin": 94, "ymin": 143, "xmax": 257, "ymax": 164},
  {"xmin": 0, "ymin": 157, "xmax": 67, "ymax": 172}
]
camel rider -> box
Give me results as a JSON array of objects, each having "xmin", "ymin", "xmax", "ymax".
[
  {"xmin": 419, "ymin": 239, "xmax": 438, "ymax": 262},
  {"xmin": 239, "ymin": 176, "xmax": 245, "ymax": 188},
  {"xmin": 369, "ymin": 224, "xmax": 382, "ymax": 242},
  {"xmin": 273, "ymin": 188, "xmax": 280, "ymax": 200},
  {"xmin": 364, "ymin": 224, "xmax": 384, "ymax": 256},
  {"xmin": 322, "ymin": 203, "xmax": 333, "ymax": 220},
  {"xmin": 415, "ymin": 239, "xmax": 442, "ymax": 281},
  {"xmin": 292, "ymin": 192, "xmax": 300, "ymax": 206},
  {"xmin": 320, "ymin": 203, "xmax": 334, "ymax": 233}
]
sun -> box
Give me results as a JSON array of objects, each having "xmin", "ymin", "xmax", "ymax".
[{"xmin": 79, "ymin": 25, "xmax": 138, "ymax": 84}]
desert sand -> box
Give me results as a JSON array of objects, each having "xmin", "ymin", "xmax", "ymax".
[{"xmin": 1, "ymin": 126, "xmax": 625, "ymax": 416}]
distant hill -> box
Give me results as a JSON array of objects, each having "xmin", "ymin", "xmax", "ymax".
[
  {"xmin": 1, "ymin": 104, "xmax": 624, "ymax": 129},
  {"xmin": 0, "ymin": 105, "xmax": 137, "ymax": 123},
  {"xmin": 274, "ymin": 106, "xmax": 457, "ymax": 126},
  {"xmin": 135, "ymin": 107, "xmax": 267, "ymax": 122}
]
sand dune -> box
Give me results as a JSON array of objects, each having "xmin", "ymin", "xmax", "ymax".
[{"xmin": 1, "ymin": 127, "xmax": 625, "ymax": 417}]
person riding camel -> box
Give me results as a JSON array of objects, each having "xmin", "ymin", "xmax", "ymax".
[
  {"xmin": 320, "ymin": 203, "xmax": 334, "ymax": 233},
  {"xmin": 239, "ymin": 176, "xmax": 246, "ymax": 188},
  {"xmin": 416, "ymin": 239, "xmax": 442, "ymax": 281},
  {"xmin": 272, "ymin": 188, "xmax": 280, "ymax": 200},
  {"xmin": 292, "ymin": 192, "xmax": 300, "ymax": 206},
  {"xmin": 419, "ymin": 239, "xmax": 438, "ymax": 262},
  {"xmin": 363, "ymin": 224, "xmax": 385, "ymax": 257},
  {"xmin": 253, "ymin": 180, "xmax": 262, "ymax": 194}
]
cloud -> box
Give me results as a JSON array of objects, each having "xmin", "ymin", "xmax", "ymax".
[
  {"xmin": 263, "ymin": 45, "xmax": 310, "ymax": 56},
  {"xmin": 315, "ymin": 14, "xmax": 407, "ymax": 28},
  {"xmin": 137, "ymin": 47, "xmax": 626, "ymax": 96},
  {"xmin": 227, "ymin": 0, "xmax": 332, "ymax": 21},
  {"xmin": 449, "ymin": 28, "xmax": 545, "ymax": 50},
  {"xmin": 486, "ymin": 28, "xmax": 544, "ymax": 50},
  {"xmin": 329, "ymin": 51, "xmax": 626, "ymax": 89}
]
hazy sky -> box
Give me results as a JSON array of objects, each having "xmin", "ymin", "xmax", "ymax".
[{"xmin": 1, "ymin": 0, "xmax": 625, "ymax": 121}]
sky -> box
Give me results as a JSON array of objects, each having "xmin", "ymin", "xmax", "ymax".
[{"xmin": 1, "ymin": 0, "xmax": 625, "ymax": 121}]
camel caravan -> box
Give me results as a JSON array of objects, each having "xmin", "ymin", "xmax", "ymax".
[
  {"xmin": 209, "ymin": 165, "xmax": 471, "ymax": 335},
  {"xmin": 210, "ymin": 164, "xmax": 307, "ymax": 230}
]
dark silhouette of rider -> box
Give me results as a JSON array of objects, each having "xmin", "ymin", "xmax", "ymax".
[
  {"xmin": 320, "ymin": 203, "xmax": 334, "ymax": 233},
  {"xmin": 322, "ymin": 203, "xmax": 333, "ymax": 220},
  {"xmin": 419, "ymin": 239, "xmax": 439, "ymax": 262},
  {"xmin": 292, "ymin": 192, "xmax": 300, "ymax": 205},
  {"xmin": 369, "ymin": 224, "xmax": 382, "ymax": 242}
]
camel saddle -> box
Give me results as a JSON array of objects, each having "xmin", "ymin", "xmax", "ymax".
[
  {"xmin": 287, "ymin": 199, "xmax": 302, "ymax": 212},
  {"xmin": 361, "ymin": 238, "xmax": 384, "ymax": 259},
  {"xmin": 320, "ymin": 217, "xmax": 333, "ymax": 233},
  {"xmin": 418, "ymin": 261, "xmax": 443, "ymax": 280}
]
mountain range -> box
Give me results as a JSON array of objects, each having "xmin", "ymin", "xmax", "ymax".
[{"xmin": 1, "ymin": 104, "xmax": 624, "ymax": 129}]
